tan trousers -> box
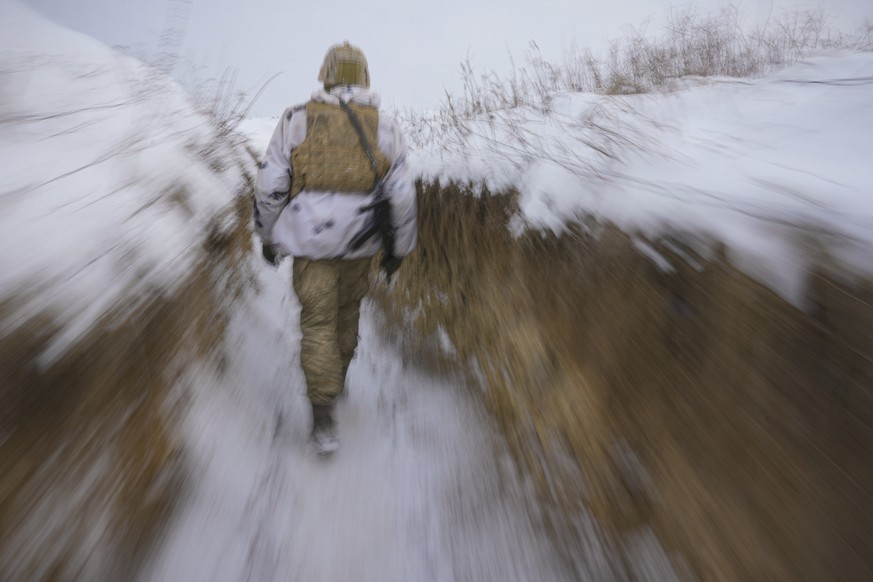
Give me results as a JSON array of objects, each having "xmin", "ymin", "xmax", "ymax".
[{"xmin": 292, "ymin": 257, "xmax": 372, "ymax": 405}]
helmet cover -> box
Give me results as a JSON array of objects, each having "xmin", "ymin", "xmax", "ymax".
[{"xmin": 319, "ymin": 41, "xmax": 370, "ymax": 89}]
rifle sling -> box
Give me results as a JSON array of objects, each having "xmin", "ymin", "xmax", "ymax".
[
  {"xmin": 339, "ymin": 98, "xmax": 395, "ymax": 254},
  {"xmin": 337, "ymin": 99, "xmax": 381, "ymax": 180}
]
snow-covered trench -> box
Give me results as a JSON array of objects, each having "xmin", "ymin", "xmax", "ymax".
[{"xmin": 141, "ymin": 252, "xmax": 609, "ymax": 581}]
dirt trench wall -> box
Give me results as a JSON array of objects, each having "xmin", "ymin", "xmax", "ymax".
[
  {"xmin": 374, "ymin": 180, "xmax": 873, "ymax": 581},
  {"xmin": 0, "ymin": 185, "xmax": 254, "ymax": 581}
]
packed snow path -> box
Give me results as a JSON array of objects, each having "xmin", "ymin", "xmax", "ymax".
[{"xmin": 141, "ymin": 255, "xmax": 608, "ymax": 581}]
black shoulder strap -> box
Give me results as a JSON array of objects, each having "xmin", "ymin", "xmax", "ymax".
[
  {"xmin": 339, "ymin": 98, "xmax": 397, "ymax": 259},
  {"xmin": 337, "ymin": 99, "xmax": 381, "ymax": 180}
]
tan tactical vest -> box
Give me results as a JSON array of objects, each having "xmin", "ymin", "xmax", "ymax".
[{"xmin": 290, "ymin": 101, "xmax": 391, "ymax": 197}]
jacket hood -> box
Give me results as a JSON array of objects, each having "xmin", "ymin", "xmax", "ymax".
[{"xmin": 312, "ymin": 86, "xmax": 381, "ymax": 108}]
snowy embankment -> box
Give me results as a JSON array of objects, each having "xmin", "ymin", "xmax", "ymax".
[
  {"xmin": 407, "ymin": 52, "xmax": 873, "ymax": 304},
  {"xmin": 0, "ymin": 0, "xmax": 247, "ymax": 360},
  {"xmin": 371, "ymin": 49, "xmax": 873, "ymax": 581},
  {"xmin": 1, "ymin": 1, "xmax": 253, "ymax": 579}
]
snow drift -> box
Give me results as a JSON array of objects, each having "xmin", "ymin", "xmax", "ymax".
[
  {"xmin": 0, "ymin": 0, "xmax": 248, "ymax": 360},
  {"xmin": 0, "ymin": 1, "xmax": 255, "ymax": 579}
]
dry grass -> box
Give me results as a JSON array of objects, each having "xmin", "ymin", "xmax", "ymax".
[
  {"xmin": 398, "ymin": 5, "xmax": 872, "ymax": 148},
  {"xmin": 374, "ymin": 180, "xmax": 873, "ymax": 581},
  {"xmin": 0, "ymin": 182, "xmax": 254, "ymax": 580}
]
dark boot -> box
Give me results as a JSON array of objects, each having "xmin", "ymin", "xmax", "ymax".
[{"xmin": 310, "ymin": 403, "xmax": 339, "ymax": 456}]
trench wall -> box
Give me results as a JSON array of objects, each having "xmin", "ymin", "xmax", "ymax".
[{"xmin": 374, "ymin": 181, "xmax": 873, "ymax": 581}]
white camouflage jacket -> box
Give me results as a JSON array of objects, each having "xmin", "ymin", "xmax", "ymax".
[{"xmin": 254, "ymin": 86, "xmax": 417, "ymax": 260}]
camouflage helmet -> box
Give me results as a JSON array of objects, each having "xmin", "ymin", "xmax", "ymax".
[{"xmin": 318, "ymin": 41, "xmax": 370, "ymax": 90}]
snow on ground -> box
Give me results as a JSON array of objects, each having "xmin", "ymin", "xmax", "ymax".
[
  {"xmin": 141, "ymin": 248, "xmax": 627, "ymax": 582},
  {"xmin": 238, "ymin": 117, "xmax": 281, "ymax": 156},
  {"xmin": 0, "ymin": 0, "xmax": 247, "ymax": 360},
  {"xmin": 402, "ymin": 51, "xmax": 873, "ymax": 303}
]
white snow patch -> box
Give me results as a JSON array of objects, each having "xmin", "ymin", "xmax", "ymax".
[
  {"xmin": 237, "ymin": 116, "xmax": 281, "ymax": 160},
  {"xmin": 436, "ymin": 324, "xmax": 457, "ymax": 358},
  {"xmin": 661, "ymin": 240, "xmax": 704, "ymax": 272},
  {"xmin": 632, "ymin": 239, "xmax": 676, "ymax": 273}
]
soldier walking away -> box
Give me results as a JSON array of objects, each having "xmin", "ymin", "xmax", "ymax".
[{"xmin": 253, "ymin": 41, "xmax": 417, "ymax": 456}]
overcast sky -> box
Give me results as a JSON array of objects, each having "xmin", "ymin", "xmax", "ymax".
[{"xmin": 20, "ymin": 0, "xmax": 873, "ymax": 117}]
